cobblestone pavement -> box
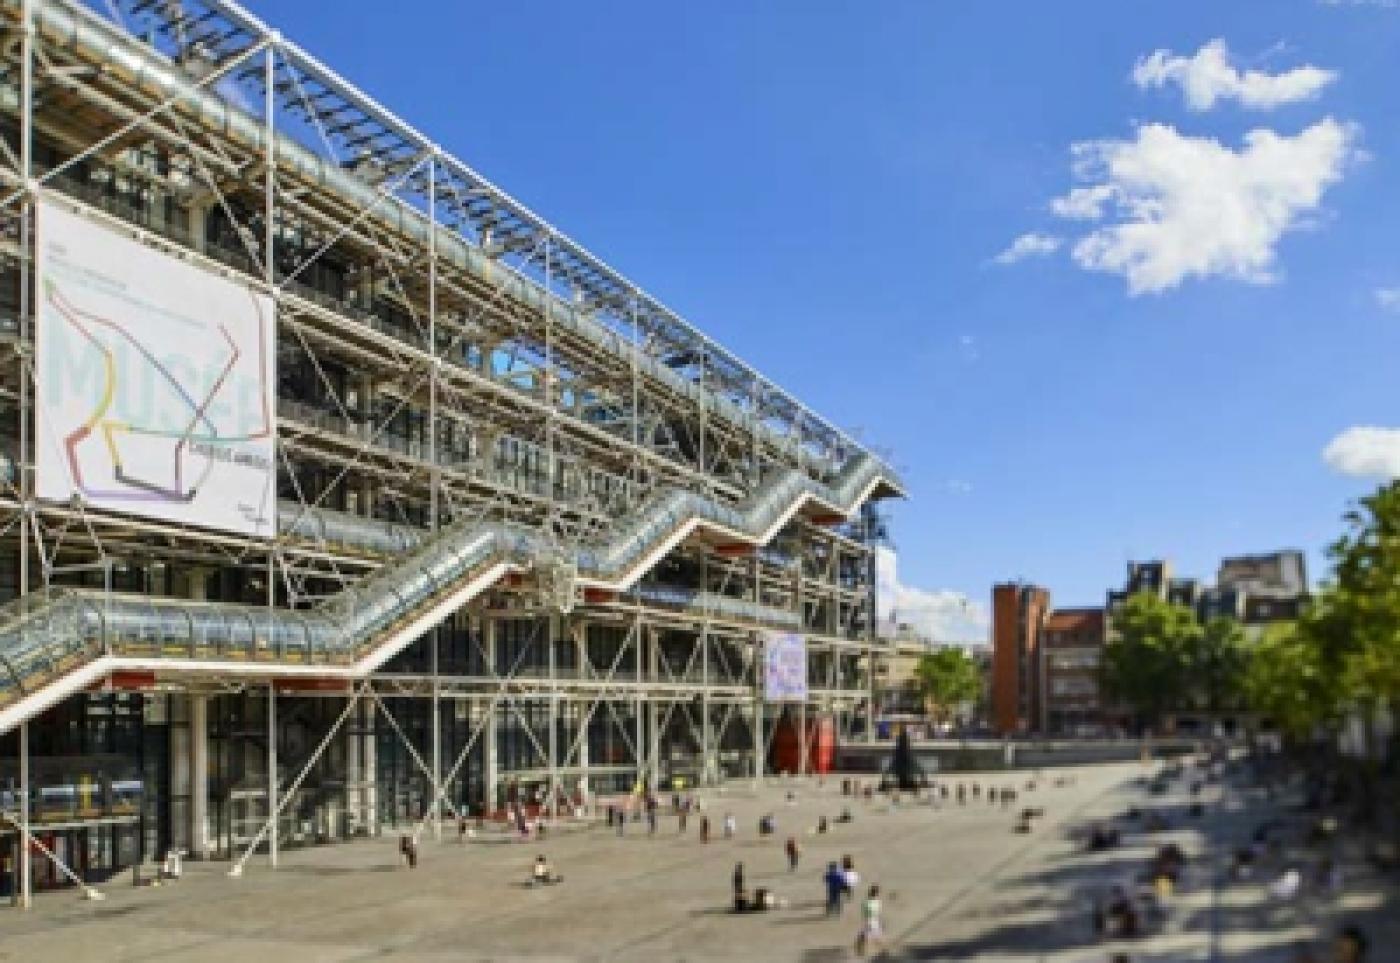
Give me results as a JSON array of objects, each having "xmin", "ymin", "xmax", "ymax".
[{"xmin": 1, "ymin": 758, "xmax": 1394, "ymax": 961}]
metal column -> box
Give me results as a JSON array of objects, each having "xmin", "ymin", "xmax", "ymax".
[
  {"xmin": 483, "ymin": 617, "xmax": 499, "ymax": 814},
  {"xmin": 18, "ymin": 722, "xmax": 30, "ymax": 909},
  {"xmin": 15, "ymin": 0, "xmax": 32, "ymax": 912},
  {"xmin": 700, "ymin": 627, "xmax": 712, "ymax": 786},
  {"xmin": 547, "ymin": 613, "xmax": 559, "ymax": 819},
  {"xmin": 190, "ymin": 695, "xmax": 209, "ymax": 857},
  {"xmin": 267, "ymin": 685, "xmax": 278, "ymax": 868}
]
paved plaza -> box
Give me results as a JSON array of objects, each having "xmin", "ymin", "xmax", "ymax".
[{"xmin": 1, "ymin": 759, "xmax": 1394, "ymax": 961}]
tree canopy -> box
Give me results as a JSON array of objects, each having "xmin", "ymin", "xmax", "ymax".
[
  {"xmin": 914, "ymin": 647, "xmax": 982, "ymax": 720},
  {"xmin": 1099, "ymin": 593, "xmax": 1249, "ymax": 728},
  {"xmin": 1258, "ymin": 480, "xmax": 1400, "ymax": 739},
  {"xmin": 1100, "ymin": 591, "xmax": 1200, "ymax": 725}
]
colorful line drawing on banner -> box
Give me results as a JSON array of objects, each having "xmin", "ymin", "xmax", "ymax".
[
  {"xmin": 47, "ymin": 280, "xmax": 271, "ymax": 504},
  {"xmin": 36, "ymin": 197, "xmax": 276, "ymax": 537}
]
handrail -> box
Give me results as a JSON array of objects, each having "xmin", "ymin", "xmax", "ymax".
[{"xmin": 0, "ymin": 452, "xmax": 897, "ymax": 732}]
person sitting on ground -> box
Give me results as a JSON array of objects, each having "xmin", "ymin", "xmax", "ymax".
[
  {"xmin": 754, "ymin": 885, "xmax": 782, "ymax": 910},
  {"xmin": 1270, "ymin": 867, "xmax": 1302, "ymax": 902},
  {"xmin": 1334, "ymin": 924, "xmax": 1369, "ymax": 963},
  {"xmin": 531, "ymin": 855, "xmax": 561, "ymax": 885},
  {"xmin": 1088, "ymin": 823, "xmax": 1121, "ymax": 852},
  {"xmin": 837, "ymin": 806, "xmax": 853, "ymax": 824},
  {"xmin": 1317, "ymin": 856, "xmax": 1343, "ymax": 896},
  {"xmin": 1152, "ymin": 867, "xmax": 1174, "ymax": 900},
  {"xmin": 1232, "ymin": 846, "xmax": 1256, "ymax": 880}
]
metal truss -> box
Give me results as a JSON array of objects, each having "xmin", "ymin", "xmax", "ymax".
[{"xmin": 0, "ymin": 0, "xmax": 901, "ymax": 905}]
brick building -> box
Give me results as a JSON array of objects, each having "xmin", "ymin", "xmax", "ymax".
[
  {"xmin": 990, "ymin": 583, "xmax": 1050, "ymax": 734},
  {"xmin": 1042, "ymin": 608, "xmax": 1107, "ymax": 735}
]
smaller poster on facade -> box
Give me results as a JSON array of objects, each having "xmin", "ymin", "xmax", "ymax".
[
  {"xmin": 763, "ymin": 632, "xmax": 808, "ymax": 701},
  {"xmin": 875, "ymin": 546, "xmax": 899, "ymax": 639}
]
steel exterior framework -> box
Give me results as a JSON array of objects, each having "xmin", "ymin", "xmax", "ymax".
[{"xmin": 0, "ymin": 0, "xmax": 900, "ymax": 906}]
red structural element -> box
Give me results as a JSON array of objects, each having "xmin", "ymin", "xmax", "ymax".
[
  {"xmin": 274, "ymin": 678, "xmax": 351, "ymax": 694},
  {"xmin": 808, "ymin": 514, "xmax": 845, "ymax": 527},
  {"xmin": 95, "ymin": 670, "xmax": 158, "ymax": 691},
  {"xmin": 583, "ymin": 588, "xmax": 617, "ymax": 604},
  {"xmin": 714, "ymin": 544, "xmax": 755, "ymax": 558},
  {"xmin": 771, "ymin": 715, "xmax": 836, "ymax": 774}
]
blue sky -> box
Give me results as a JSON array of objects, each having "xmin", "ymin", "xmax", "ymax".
[{"xmin": 246, "ymin": 0, "xmax": 1400, "ymax": 639}]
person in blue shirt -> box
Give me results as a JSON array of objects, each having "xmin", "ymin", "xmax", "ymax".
[{"xmin": 824, "ymin": 861, "xmax": 846, "ymax": 916}]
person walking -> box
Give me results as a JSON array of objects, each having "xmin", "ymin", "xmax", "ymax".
[
  {"xmin": 700, "ymin": 815, "xmax": 711, "ymax": 843},
  {"xmin": 841, "ymin": 855, "xmax": 859, "ymax": 905},
  {"xmin": 824, "ymin": 861, "xmax": 846, "ymax": 916},
  {"xmin": 855, "ymin": 884, "xmax": 884, "ymax": 957},
  {"xmin": 723, "ymin": 812, "xmax": 737, "ymax": 839},
  {"xmin": 732, "ymin": 862, "xmax": 745, "ymax": 905},
  {"xmin": 679, "ymin": 806, "xmax": 688, "ymax": 833},
  {"xmin": 785, "ymin": 836, "xmax": 800, "ymax": 872}
]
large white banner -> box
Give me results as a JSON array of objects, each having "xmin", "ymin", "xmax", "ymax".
[
  {"xmin": 36, "ymin": 197, "xmax": 276, "ymax": 536},
  {"xmin": 763, "ymin": 632, "xmax": 807, "ymax": 702},
  {"xmin": 875, "ymin": 546, "xmax": 899, "ymax": 639}
]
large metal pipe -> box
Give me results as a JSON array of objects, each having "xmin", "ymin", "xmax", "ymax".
[
  {"xmin": 5, "ymin": 0, "xmax": 877, "ymax": 479},
  {"xmin": 0, "ymin": 449, "xmax": 893, "ymax": 727}
]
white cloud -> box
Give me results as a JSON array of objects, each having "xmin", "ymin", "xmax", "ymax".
[
  {"xmin": 1051, "ymin": 184, "xmax": 1115, "ymax": 220},
  {"xmin": 992, "ymin": 232, "xmax": 1062, "ymax": 265},
  {"xmin": 1051, "ymin": 118, "xmax": 1356, "ymax": 295},
  {"xmin": 957, "ymin": 334, "xmax": 980, "ymax": 363},
  {"xmin": 1375, "ymin": 287, "xmax": 1400, "ymax": 311},
  {"xmin": 944, "ymin": 479, "xmax": 974, "ymax": 496},
  {"xmin": 1132, "ymin": 39, "xmax": 1337, "ymax": 111},
  {"xmin": 1319, "ymin": 0, "xmax": 1399, "ymax": 8},
  {"xmin": 1323, "ymin": 426, "xmax": 1400, "ymax": 478},
  {"xmin": 893, "ymin": 583, "xmax": 989, "ymax": 644}
]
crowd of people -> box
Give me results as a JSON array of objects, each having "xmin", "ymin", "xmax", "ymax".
[
  {"xmin": 427, "ymin": 750, "xmax": 1382, "ymax": 960},
  {"xmin": 1081, "ymin": 751, "xmax": 1374, "ymax": 962}
]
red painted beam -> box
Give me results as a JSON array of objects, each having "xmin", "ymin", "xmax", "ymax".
[
  {"xmin": 95, "ymin": 670, "xmax": 158, "ymax": 692},
  {"xmin": 275, "ymin": 678, "xmax": 351, "ymax": 694}
]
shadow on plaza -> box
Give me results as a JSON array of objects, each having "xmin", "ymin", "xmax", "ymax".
[{"xmin": 892, "ymin": 797, "xmax": 1397, "ymax": 962}]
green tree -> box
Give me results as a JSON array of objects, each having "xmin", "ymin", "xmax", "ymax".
[
  {"xmin": 1283, "ymin": 481, "xmax": 1400, "ymax": 757},
  {"xmin": 1188, "ymin": 616, "xmax": 1250, "ymax": 714},
  {"xmin": 914, "ymin": 647, "xmax": 982, "ymax": 721},
  {"xmin": 1243, "ymin": 621, "xmax": 1340, "ymax": 738},
  {"xmin": 1100, "ymin": 591, "xmax": 1200, "ymax": 729}
]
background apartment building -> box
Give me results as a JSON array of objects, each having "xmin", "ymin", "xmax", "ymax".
[{"xmin": 993, "ymin": 550, "xmax": 1308, "ymax": 736}]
